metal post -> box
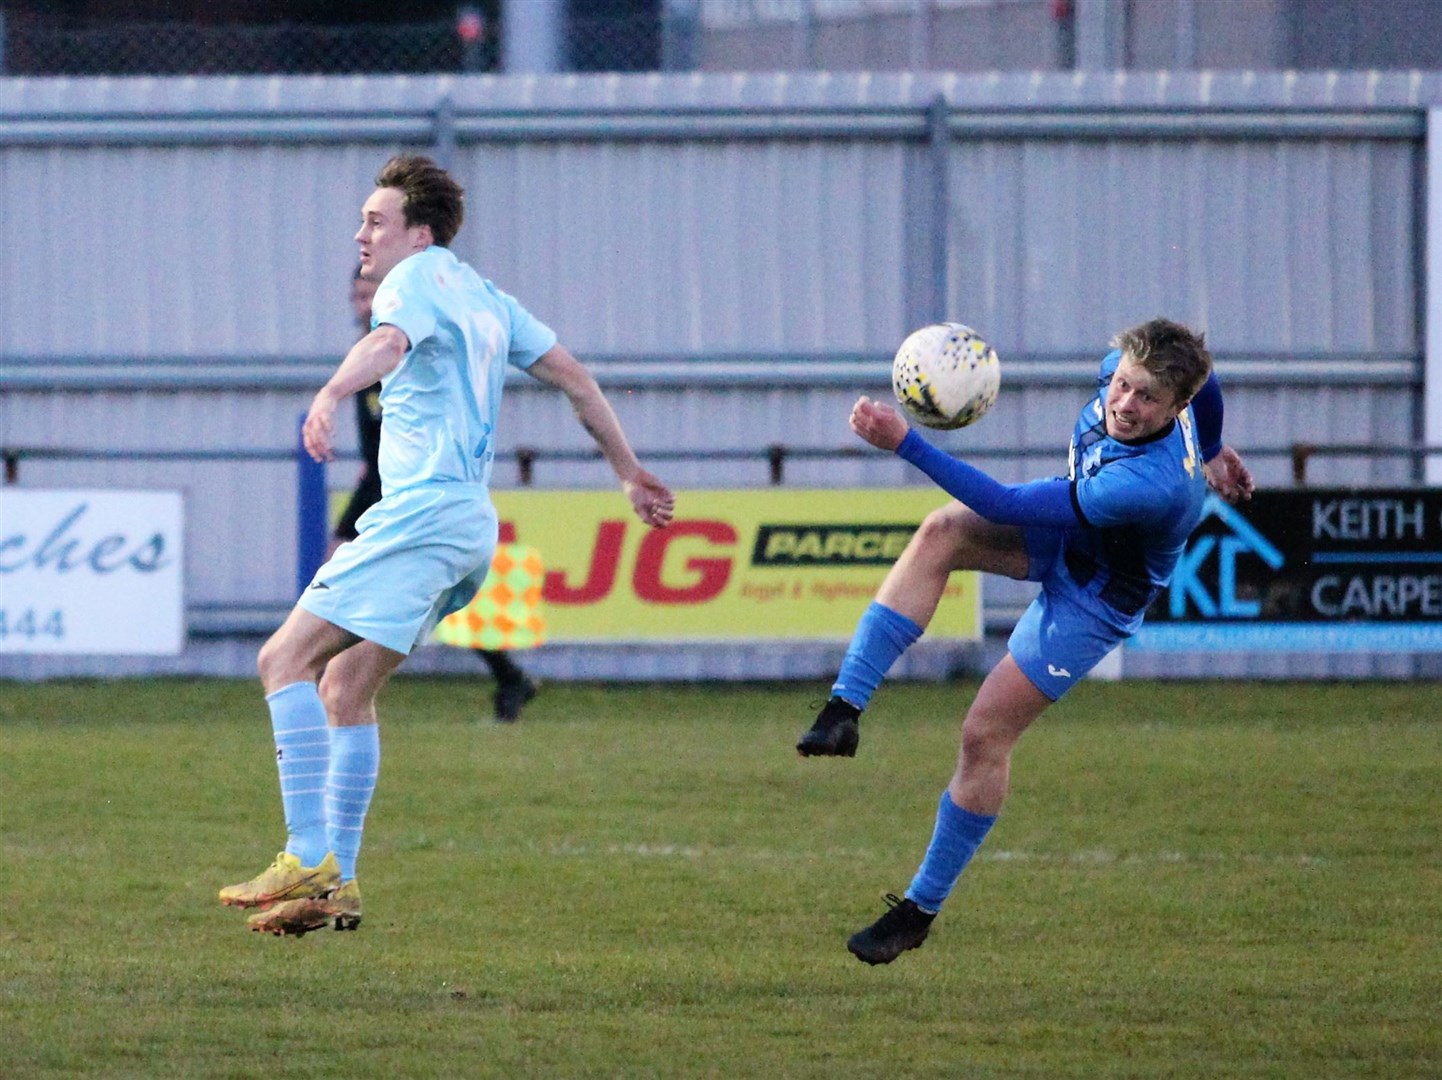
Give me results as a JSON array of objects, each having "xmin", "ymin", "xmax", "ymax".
[
  {"xmin": 1054, "ymin": 0, "xmax": 1076, "ymax": 69},
  {"xmin": 457, "ymin": 4, "xmax": 486, "ymax": 72},
  {"xmin": 502, "ymin": 0, "xmax": 564, "ymax": 74},
  {"xmin": 767, "ymin": 445, "xmax": 786, "ymax": 486},
  {"xmin": 662, "ymin": 0, "xmax": 700, "ymax": 72},
  {"xmin": 1075, "ymin": 0, "xmax": 1126, "ymax": 70},
  {"xmin": 433, "ymin": 95, "xmax": 456, "ymax": 173},
  {"xmin": 926, "ymin": 94, "xmax": 950, "ymax": 325},
  {"xmin": 1290, "ymin": 443, "xmax": 1314, "ymax": 486},
  {"xmin": 793, "ymin": 0, "xmax": 815, "ymax": 71},
  {"xmin": 1175, "ymin": 0, "xmax": 1197, "ymax": 68},
  {"xmin": 1427, "ymin": 108, "xmax": 1442, "ymax": 484},
  {"xmin": 296, "ymin": 414, "xmax": 328, "ymax": 596},
  {"xmin": 909, "ymin": 0, "xmax": 933, "ymax": 71}
]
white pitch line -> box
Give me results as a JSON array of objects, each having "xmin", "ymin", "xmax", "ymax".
[{"xmin": 529, "ymin": 842, "xmax": 1330, "ymax": 866}]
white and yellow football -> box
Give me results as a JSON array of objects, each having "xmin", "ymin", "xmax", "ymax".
[{"xmin": 890, "ymin": 322, "xmax": 1001, "ymax": 430}]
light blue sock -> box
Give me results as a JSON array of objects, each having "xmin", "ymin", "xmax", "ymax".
[
  {"xmin": 831, "ymin": 602, "xmax": 923, "ymax": 710},
  {"xmin": 266, "ymin": 682, "xmax": 331, "ymax": 867},
  {"xmin": 905, "ymin": 790, "xmax": 997, "ymax": 913},
  {"xmin": 325, "ymin": 723, "xmax": 380, "ymax": 882}
]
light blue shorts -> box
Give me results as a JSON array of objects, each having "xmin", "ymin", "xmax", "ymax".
[
  {"xmin": 1007, "ymin": 525, "xmax": 1130, "ymax": 702},
  {"xmin": 299, "ymin": 483, "xmax": 497, "ymax": 655}
]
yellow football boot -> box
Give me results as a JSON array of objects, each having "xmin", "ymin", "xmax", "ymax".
[
  {"xmin": 218, "ymin": 852, "xmax": 340, "ymax": 909},
  {"xmin": 245, "ymin": 879, "xmax": 363, "ymax": 937}
]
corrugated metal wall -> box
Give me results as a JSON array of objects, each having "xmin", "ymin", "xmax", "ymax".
[{"xmin": 2, "ymin": 70, "xmax": 1437, "ymax": 680}]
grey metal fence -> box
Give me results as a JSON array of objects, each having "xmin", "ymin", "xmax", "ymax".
[
  {"xmin": 1, "ymin": 18, "xmax": 497, "ymax": 76},
  {"xmin": 2, "ymin": 69, "xmax": 1439, "ymax": 682},
  {"xmin": 0, "ymin": 8, "xmax": 658, "ymax": 78},
  {"xmin": 5, "ymin": 0, "xmax": 1442, "ymax": 79}
]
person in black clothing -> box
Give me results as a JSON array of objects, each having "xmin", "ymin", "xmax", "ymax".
[
  {"xmin": 332, "ymin": 267, "xmax": 539, "ymax": 723},
  {"xmin": 332, "ymin": 272, "xmax": 384, "ymax": 546}
]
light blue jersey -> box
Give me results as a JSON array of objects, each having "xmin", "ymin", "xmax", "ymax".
[
  {"xmin": 370, "ymin": 246, "xmax": 557, "ymax": 493},
  {"xmin": 299, "ymin": 247, "xmax": 557, "ymax": 654}
]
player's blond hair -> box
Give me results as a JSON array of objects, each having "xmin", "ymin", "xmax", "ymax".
[{"xmin": 1111, "ymin": 318, "xmax": 1212, "ymax": 404}]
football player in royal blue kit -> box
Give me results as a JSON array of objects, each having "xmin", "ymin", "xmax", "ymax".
[
  {"xmin": 220, "ymin": 154, "xmax": 675, "ymax": 936},
  {"xmin": 796, "ymin": 318, "xmax": 1254, "ymax": 964}
]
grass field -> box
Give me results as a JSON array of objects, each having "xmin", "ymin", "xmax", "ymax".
[{"xmin": 1, "ymin": 677, "xmax": 1439, "ymax": 1078}]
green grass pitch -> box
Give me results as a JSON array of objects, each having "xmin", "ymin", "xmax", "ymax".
[{"xmin": 2, "ymin": 677, "xmax": 1439, "ymax": 1078}]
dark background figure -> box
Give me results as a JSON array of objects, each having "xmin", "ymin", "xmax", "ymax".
[{"xmin": 332, "ymin": 267, "xmax": 538, "ymax": 723}]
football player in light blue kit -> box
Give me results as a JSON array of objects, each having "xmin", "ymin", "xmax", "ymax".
[
  {"xmin": 220, "ymin": 155, "xmax": 675, "ymax": 936},
  {"xmin": 796, "ymin": 318, "xmax": 1253, "ymax": 964}
]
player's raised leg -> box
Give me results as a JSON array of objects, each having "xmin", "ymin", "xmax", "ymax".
[{"xmin": 797, "ymin": 503, "xmax": 1028, "ymax": 757}]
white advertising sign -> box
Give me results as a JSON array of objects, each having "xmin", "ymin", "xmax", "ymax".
[{"xmin": 0, "ymin": 489, "xmax": 185, "ymax": 655}]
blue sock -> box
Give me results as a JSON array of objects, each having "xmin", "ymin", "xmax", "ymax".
[
  {"xmin": 325, "ymin": 723, "xmax": 380, "ymax": 882},
  {"xmin": 831, "ymin": 602, "xmax": 923, "ymax": 710},
  {"xmin": 266, "ymin": 682, "xmax": 331, "ymax": 867},
  {"xmin": 905, "ymin": 790, "xmax": 997, "ymax": 913}
]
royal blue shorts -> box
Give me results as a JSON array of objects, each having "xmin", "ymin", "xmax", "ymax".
[
  {"xmin": 1007, "ymin": 525, "xmax": 1130, "ymax": 701},
  {"xmin": 299, "ymin": 483, "xmax": 497, "ymax": 655}
]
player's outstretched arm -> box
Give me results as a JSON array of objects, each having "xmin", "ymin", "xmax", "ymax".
[
  {"xmin": 1203, "ymin": 444, "xmax": 1255, "ymax": 504},
  {"xmin": 302, "ymin": 326, "xmax": 409, "ymax": 463},
  {"xmin": 854, "ymin": 395, "xmax": 1079, "ymax": 527},
  {"xmin": 528, "ymin": 344, "xmax": 675, "ymax": 528}
]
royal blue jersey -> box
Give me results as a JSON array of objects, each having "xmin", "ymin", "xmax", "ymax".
[
  {"xmin": 897, "ymin": 347, "xmax": 1210, "ymax": 624},
  {"xmin": 1062, "ymin": 349, "xmax": 1208, "ymax": 616}
]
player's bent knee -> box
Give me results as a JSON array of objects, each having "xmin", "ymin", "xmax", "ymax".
[
  {"xmin": 912, "ymin": 505, "xmax": 1003, "ymax": 572},
  {"xmin": 910, "ymin": 506, "xmax": 970, "ymax": 560},
  {"xmin": 256, "ymin": 636, "xmax": 287, "ymax": 688},
  {"xmin": 257, "ymin": 631, "xmax": 325, "ymax": 694},
  {"xmin": 317, "ymin": 669, "xmax": 349, "ymax": 717},
  {"xmin": 317, "ymin": 668, "xmax": 380, "ymax": 725}
]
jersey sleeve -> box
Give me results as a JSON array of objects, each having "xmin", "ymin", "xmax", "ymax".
[
  {"xmin": 370, "ymin": 261, "xmax": 436, "ymax": 351},
  {"xmin": 493, "ymin": 285, "xmax": 558, "ymax": 370},
  {"xmin": 896, "ymin": 430, "xmax": 1080, "ymax": 526},
  {"xmin": 1190, "ymin": 370, "xmax": 1224, "ymax": 462}
]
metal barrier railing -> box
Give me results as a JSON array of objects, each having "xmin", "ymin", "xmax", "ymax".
[{"xmin": 5, "ymin": 441, "xmax": 1442, "ymax": 488}]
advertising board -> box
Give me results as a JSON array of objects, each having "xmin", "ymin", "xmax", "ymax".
[
  {"xmin": 1134, "ymin": 489, "xmax": 1442, "ymax": 651},
  {"xmin": 0, "ymin": 489, "xmax": 185, "ymax": 655}
]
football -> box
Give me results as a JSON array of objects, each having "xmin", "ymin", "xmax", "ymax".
[{"xmin": 890, "ymin": 322, "xmax": 1001, "ymax": 430}]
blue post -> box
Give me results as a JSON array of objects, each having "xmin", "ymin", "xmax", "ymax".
[{"xmin": 296, "ymin": 413, "xmax": 327, "ymax": 596}]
